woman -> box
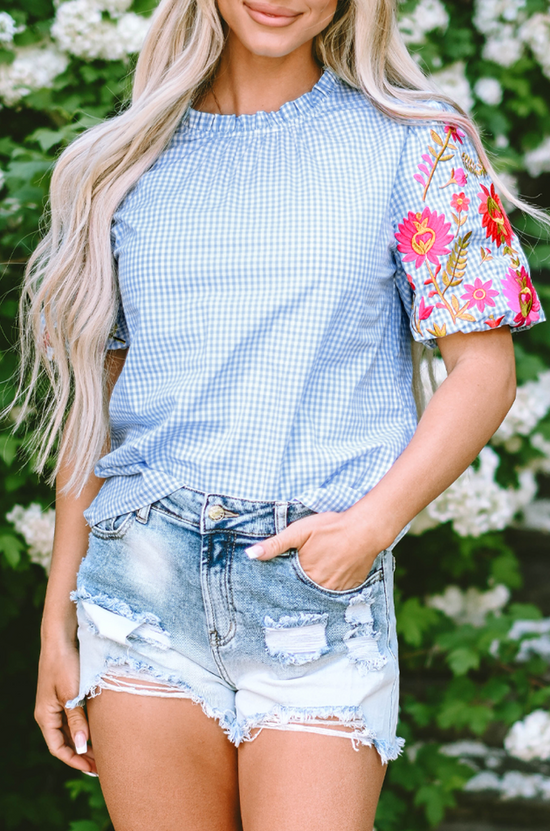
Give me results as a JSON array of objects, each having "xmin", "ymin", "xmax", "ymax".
[{"xmin": 19, "ymin": 0, "xmax": 545, "ymax": 828}]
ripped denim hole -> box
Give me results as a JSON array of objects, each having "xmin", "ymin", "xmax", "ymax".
[
  {"xmin": 344, "ymin": 588, "xmax": 387, "ymax": 672},
  {"xmin": 263, "ymin": 612, "xmax": 329, "ymax": 665},
  {"xmin": 74, "ymin": 590, "xmax": 171, "ymax": 651}
]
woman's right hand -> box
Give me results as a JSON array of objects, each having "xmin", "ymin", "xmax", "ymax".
[{"xmin": 35, "ymin": 638, "xmax": 98, "ymax": 775}]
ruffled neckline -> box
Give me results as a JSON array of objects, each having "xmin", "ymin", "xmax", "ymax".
[{"xmin": 185, "ymin": 68, "xmax": 339, "ymax": 133}]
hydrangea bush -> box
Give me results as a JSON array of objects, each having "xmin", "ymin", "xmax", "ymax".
[{"xmin": 0, "ymin": 1, "xmax": 549, "ymax": 829}]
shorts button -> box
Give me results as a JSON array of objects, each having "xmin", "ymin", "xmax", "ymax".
[{"xmin": 208, "ymin": 504, "xmax": 225, "ymax": 521}]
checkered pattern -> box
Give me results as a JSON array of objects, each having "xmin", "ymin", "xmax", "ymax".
[{"xmin": 85, "ymin": 69, "xmax": 544, "ymax": 526}]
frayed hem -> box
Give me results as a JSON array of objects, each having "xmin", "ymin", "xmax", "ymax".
[
  {"xmin": 231, "ymin": 704, "xmax": 405, "ymax": 764},
  {"xmin": 65, "ymin": 656, "xmax": 236, "ymax": 737}
]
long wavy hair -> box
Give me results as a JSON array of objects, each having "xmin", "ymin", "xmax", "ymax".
[{"xmin": 14, "ymin": 0, "xmax": 546, "ymax": 494}]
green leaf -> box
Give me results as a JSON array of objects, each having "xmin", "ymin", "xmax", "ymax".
[
  {"xmin": 414, "ymin": 784, "xmax": 454, "ymax": 827},
  {"xmin": 446, "ymin": 646, "xmax": 480, "ymax": 675},
  {"xmin": 0, "ymin": 534, "xmax": 24, "ymax": 567},
  {"xmin": 68, "ymin": 822, "xmax": 102, "ymax": 831},
  {"xmin": 397, "ymin": 598, "xmax": 440, "ymax": 647}
]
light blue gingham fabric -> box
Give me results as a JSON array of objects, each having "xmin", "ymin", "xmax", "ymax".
[{"xmin": 85, "ymin": 68, "xmax": 544, "ymax": 526}]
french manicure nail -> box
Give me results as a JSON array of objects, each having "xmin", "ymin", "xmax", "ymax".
[
  {"xmin": 245, "ymin": 544, "xmax": 264, "ymax": 559},
  {"xmin": 82, "ymin": 771, "xmax": 99, "ymax": 777},
  {"xmin": 75, "ymin": 732, "xmax": 87, "ymax": 755}
]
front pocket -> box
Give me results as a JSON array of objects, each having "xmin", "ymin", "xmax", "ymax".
[
  {"xmin": 90, "ymin": 511, "xmax": 135, "ymax": 540},
  {"xmin": 290, "ymin": 549, "xmax": 385, "ymax": 597}
]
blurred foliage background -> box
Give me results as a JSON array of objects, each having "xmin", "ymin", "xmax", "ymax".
[{"xmin": 1, "ymin": 0, "xmax": 550, "ymax": 829}]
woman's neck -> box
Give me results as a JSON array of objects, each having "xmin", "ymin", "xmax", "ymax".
[{"xmin": 200, "ymin": 36, "xmax": 322, "ymax": 116}]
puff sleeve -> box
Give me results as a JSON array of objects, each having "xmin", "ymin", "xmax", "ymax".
[{"xmin": 391, "ymin": 113, "xmax": 545, "ymax": 347}]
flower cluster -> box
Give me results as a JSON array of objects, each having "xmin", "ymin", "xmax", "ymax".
[
  {"xmin": 51, "ymin": 0, "xmax": 150, "ymax": 61},
  {"xmin": 426, "ymin": 583, "xmax": 510, "ymax": 627},
  {"xmin": 465, "ymin": 770, "xmax": 550, "ymax": 800},
  {"xmin": 410, "ymin": 446, "xmax": 537, "ymax": 537},
  {"xmin": 473, "ymin": 0, "xmax": 528, "ymax": 67},
  {"xmin": 0, "ymin": 46, "xmax": 69, "ymax": 106},
  {"xmin": 398, "ymin": 0, "xmax": 449, "ymax": 46},
  {"xmin": 6, "ymin": 503, "xmax": 55, "ymax": 573},
  {"xmin": 520, "ymin": 13, "xmax": 550, "ymax": 81},
  {"xmin": 432, "ymin": 61, "xmax": 474, "ymax": 112},
  {"xmin": 504, "ymin": 710, "xmax": 550, "ymax": 762},
  {"xmin": 473, "ymin": 77, "xmax": 503, "ymax": 106},
  {"xmin": 524, "ymin": 137, "xmax": 550, "ymax": 179},
  {"xmin": 492, "ymin": 370, "xmax": 550, "ymax": 445},
  {"xmin": 0, "ymin": 11, "xmax": 23, "ymax": 45}
]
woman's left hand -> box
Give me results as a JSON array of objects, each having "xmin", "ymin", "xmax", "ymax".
[{"xmin": 244, "ymin": 510, "xmax": 386, "ymax": 592}]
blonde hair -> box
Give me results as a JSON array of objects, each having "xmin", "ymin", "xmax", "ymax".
[{"xmin": 14, "ymin": 0, "xmax": 546, "ymax": 493}]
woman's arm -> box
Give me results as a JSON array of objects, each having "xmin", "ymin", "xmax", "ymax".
[
  {"xmin": 35, "ymin": 349, "xmax": 127, "ymax": 772},
  {"xmin": 248, "ymin": 327, "xmax": 516, "ymax": 590}
]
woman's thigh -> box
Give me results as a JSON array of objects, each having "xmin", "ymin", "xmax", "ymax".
[
  {"xmin": 87, "ymin": 690, "xmax": 241, "ymax": 831},
  {"xmin": 238, "ymin": 728, "xmax": 386, "ymax": 831}
]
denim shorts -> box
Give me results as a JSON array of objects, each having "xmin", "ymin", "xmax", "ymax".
[{"xmin": 67, "ymin": 485, "xmax": 404, "ymax": 763}]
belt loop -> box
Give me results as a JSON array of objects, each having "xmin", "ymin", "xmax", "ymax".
[
  {"xmin": 136, "ymin": 504, "xmax": 151, "ymax": 524},
  {"xmin": 274, "ymin": 502, "xmax": 288, "ymax": 535}
]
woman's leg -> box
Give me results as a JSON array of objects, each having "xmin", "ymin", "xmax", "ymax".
[
  {"xmin": 87, "ymin": 690, "xmax": 242, "ymax": 831},
  {"xmin": 238, "ymin": 729, "xmax": 386, "ymax": 831}
]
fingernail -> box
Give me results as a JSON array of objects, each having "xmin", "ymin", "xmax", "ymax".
[
  {"xmin": 245, "ymin": 544, "xmax": 264, "ymax": 559},
  {"xmin": 75, "ymin": 732, "xmax": 87, "ymax": 754},
  {"xmin": 82, "ymin": 771, "xmax": 99, "ymax": 777}
]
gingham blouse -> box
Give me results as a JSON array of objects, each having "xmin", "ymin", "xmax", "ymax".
[{"xmin": 85, "ymin": 68, "xmax": 544, "ymax": 526}]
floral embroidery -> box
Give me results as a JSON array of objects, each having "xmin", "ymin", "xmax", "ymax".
[
  {"xmin": 502, "ymin": 266, "xmax": 541, "ymax": 327},
  {"xmin": 396, "ymin": 207, "xmax": 453, "ymax": 269},
  {"xmin": 461, "ymin": 277, "xmax": 499, "ymax": 312},
  {"xmin": 399, "ymin": 120, "xmax": 543, "ymax": 341},
  {"xmin": 478, "ymin": 183, "xmax": 513, "ymax": 249},
  {"xmin": 450, "ymin": 192, "xmax": 469, "ymax": 213}
]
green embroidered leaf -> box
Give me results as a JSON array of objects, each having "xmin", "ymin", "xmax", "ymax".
[
  {"xmin": 439, "ymin": 153, "xmax": 454, "ymax": 161},
  {"xmin": 428, "ymin": 145, "xmax": 439, "ymax": 158},
  {"xmin": 441, "ymin": 231, "xmax": 472, "ymax": 289},
  {"xmin": 430, "ymin": 129, "xmax": 443, "ymax": 147}
]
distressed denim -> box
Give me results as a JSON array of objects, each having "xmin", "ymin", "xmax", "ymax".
[{"xmin": 68, "ymin": 484, "xmax": 404, "ymax": 763}]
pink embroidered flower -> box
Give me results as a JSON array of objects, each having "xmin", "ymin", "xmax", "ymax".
[
  {"xmin": 417, "ymin": 297, "xmax": 434, "ymax": 320},
  {"xmin": 451, "ymin": 192, "xmax": 470, "ymax": 213},
  {"xmin": 485, "ymin": 315, "xmax": 505, "ymax": 329},
  {"xmin": 453, "ymin": 167, "xmax": 468, "ymax": 186},
  {"xmin": 445, "ymin": 125, "xmax": 465, "ymax": 144},
  {"xmin": 461, "ymin": 277, "xmax": 499, "ymax": 312},
  {"xmin": 478, "ymin": 183, "xmax": 513, "ymax": 248},
  {"xmin": 406, "ymin": 273, "xmax": 416, "ymax": 291},
  {"xmin": 396, "ymin": 207, "xmax": 453, "ymax": 269},
  {"xmin": 502, "ymin": 266, "xmax": 541, "ymax": 326}
]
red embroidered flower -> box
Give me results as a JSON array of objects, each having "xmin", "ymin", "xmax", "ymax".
[
  {"xmin": 485, "ymin": 315, "xmax": 505, "ymax": 329},
  {"xmin": 445, "ymin": 125, "xmax": 465, "ymax": 144},
  {"xmin": 396, "ymin": 207, "xmax": 453, "ymax": 269},
  {"xmin": 417, "ymin": 297, "xmax": 434, "ymax": 320},
  {"xmin": 478, "ymin": 183, "xmax": 513, "ymax": 248},
  {"xmin": 461, "ymin": 277, "xmax": 499, "ymax": 312},
  {"xmin": 451, "ymin": 192, "xmax": 470, "ymax": 213},
  {"xmin": 502, "ymin": 266, "xmax": 541, "ymax": 326}
]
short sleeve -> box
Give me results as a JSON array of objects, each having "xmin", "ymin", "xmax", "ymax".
[
  {"xmin": 106, "ymin": 301, "xmax": 130, "ymax": 351},
  {"xmin": 391, "ymin": 112, "xmax": 545, "ymax": 347}
]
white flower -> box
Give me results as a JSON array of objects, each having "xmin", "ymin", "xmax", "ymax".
[
  {"xmin": 398, "ymin": 0, "xmax": 449, "ymax": 45},
  {"xmin": 529, "ymin": 433, "xmax": 550, "ymax": 475},
  {"xmin": 463, "ymin": 770, "xmax": 501, "ymax": 792},
  {"xmin": 6, "ymin": 503, "xmax": 55, "ymax": 573},
  {"xmin": 427, "ymin": 584, "xmax": 510, "ymax": 627},
  {"xmin": 473, "ymin": 0, "xmax": 527, "ymax": 35},
  {"xmin": 432, "ymin": 62, "xmax": 474, "ymax": 112},
  {"xmin": 524, "ymin": 136, "xmax": 550, "ymax": 178},
  {"xmin": 504, "ymin": 710, "xmax": 550, "ymax": 762},
  {"xmin": 508, "ymin": 618, "xmax": 550, "ymax": 662},
  {"xmin": 0, "ymin": 11, "xmax": 24, "ymax": 44},
  {"xmin": 474, "ymin": 77, "xmax": 503, "ymax": 106},
  {"xmin": 521, "ymin": 14, "xmax": 550, "ymax": 80},
  {"xmin": 0, "ymin": 168, "xmax": 5, "ymax": 190},
  {"xmin": 424, "ymin": 447, "xmax": 516, "ymax": 537},
  {"xmin": 116, "ymin": 13, "xmax": 150, "ymax": 54},
  {"xmin": 52, "ymin": 0, "xmax": 150, "ymax": 61},
  {"xmin": 101, "ymin": 0, "xmax": 132, "ymax": 17},
  {"xmin": 483, "ymin": 28, "xmax": 524, "ymax": 66},
  {"xmin": 519, "ymin": 499, "xmax": 550, "ymax": 534},
  {"xmin": 493, "ymin": 371, "xmax": 550, "ymax": 442},
  {"xmin": 0, "ymin": 45, "xmax": 69, "ymax": 106}
]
